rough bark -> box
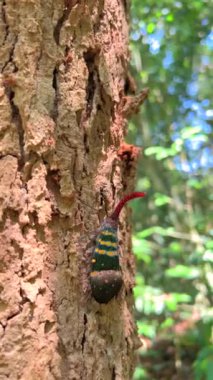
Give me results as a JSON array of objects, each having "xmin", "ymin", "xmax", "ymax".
[{"xmin": 0, "ymin": 1, "xmax": 141, "ymax": 379}]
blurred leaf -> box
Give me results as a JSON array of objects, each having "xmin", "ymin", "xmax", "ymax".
[
  {"xmin": 133, "ymin": 367, "xmax": 147, "ymax": 380},
  {"xmin": 160, "ymin": 317, "xmax": 175, "ymax": 330},
  {"xmin": 205, "ymin": 240, "xmax": 213, "ymax": 250},
  {"xmin": 187, "ymin": 178, "xmax": 204, "ymax": 189},
  {"xmin": 166, "ymin": 14, "xmax": 174, "ymax": 22},
  {"xmin": 165, "ymin": 293, "xmax": 192, "ymax": 311},
  {"xmin": 154, "ymin": 193, "xmax": 171, "ymax": 206},
  {"xmin": 168, "ymin": 241, "xmax": 182, "ymax": 253},
  {"xmin": 137, "ymin": 226, "xmax": 175, "ymax": 238},
  {"xmin": 133, "ymin": 237, "xmax": 152, "ymax": 263},
  {"xmin": 135, "ymin": 273, "xmax": 145, "ymax": 286},
  {"xmin": 207, "ymin": 358, "xmax": 213, "ymax": 380},
  {"xmin": 137, "ymin": 321, "xmax": 156, "ymax": 338},
  {"xmin": 181, "ymin": 126, "xmax": 202, "ymax": 139},
  {"xmin": 145, "ymin": 146, "xmax": 177, "ymax": 160},
  {"xmin": 165, "ymin": 265, "xmax": 200, "ymax": 279},
  {"xmin": 147, "ymin": 22, "xmax": 155, "ymax": 33},
  {"xmin": 165, "ymin": 298, "xmax": 178, "ymax": 311},
  {"xmin": 136, "ymin": 177, "xmax": 151, "ymax": 190},
  {"xmin": 194, "ymin": 346, "xmax": 213, "ymax": 380},
  {"xmin": 170, "ymin": 293, "xmax": 192, "ymax": 303}
]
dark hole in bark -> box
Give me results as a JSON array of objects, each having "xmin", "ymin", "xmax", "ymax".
[
  {"xmin": 81, "ymin": 313, "xmax": 87, "ymax": 351},
  {"xmin": 83, "ymin": 49, "xmax": 99, "ymax": 118},
  {"xmin": 8, "ymin": 90, "xmax": 25, "ymax": 168},
  {"xmin": 53, "ymin": 6, "xmax": 72, "ymax": 45},
  {"xmin": 112, "ymin": 366, "xmax": 116, "ymax": 380},
  {"xmin": 44, "ymin": 321, "xmax": 55, "ymax": 334}
]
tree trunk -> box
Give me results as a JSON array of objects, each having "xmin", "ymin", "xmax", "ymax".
[{"xmin": 0, "ymin": 1, "xmax": 140, "ymax": 379}]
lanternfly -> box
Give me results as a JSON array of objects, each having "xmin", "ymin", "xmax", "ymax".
[{"xmin": 89, "ymin": 192, "xmax": 146, "ymax": 304}]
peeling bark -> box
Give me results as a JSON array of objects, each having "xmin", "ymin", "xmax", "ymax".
[{"xmin": 0, "ymin": 1, "xmax": 141, "ymax": 379}]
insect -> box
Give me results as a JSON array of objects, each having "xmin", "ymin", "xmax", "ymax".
[{"xmin": 89, "ymin": 192, "xmax": 146, "ymax": 303}]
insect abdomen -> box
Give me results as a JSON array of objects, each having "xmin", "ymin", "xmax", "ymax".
[
  {"xmin": 89, "ymin": 226, "xmax": 123, "ymax": 303},
  {"xmin": 90, "ymin": 270, "xmax": 123, "ymax": 304}
]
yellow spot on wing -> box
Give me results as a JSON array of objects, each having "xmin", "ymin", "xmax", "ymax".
[
  {"xmin": 91, "ymin": 259, "xmax": 96, "ymax": 263},
  {"xmin": 90, "ymin": 271, "xmax": 98, "ymax": 277},
  {"xmin": 107, "ymin": 251, "xmax": 118, "ymax": 256},
  {"xmin": 95, "ymin": 248, "xmax": 106, "ymax": 254},
  {"xmin": 98, "ymin": 239, "xmax": 117, "ymax": 247},
  {"xmin": 101, "ymin": 231, "xmax": 115, "ymax": 237},
  {"xmin": 95, "ymin": 248, "xmax": 118, "ymax": 257}
]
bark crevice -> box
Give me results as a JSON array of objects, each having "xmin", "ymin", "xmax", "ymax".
[
  {"xmin": 6, "ymin": 88, "xmax": 24, "ymax": 168},
  {"xmin": 52, "ymin": 66, "xmax": 59, "ymax": 121},
  {"xmin": 81, "ymin": 313, "xmax": 87, "ymax": 352},
  {"xmin": 53, "ymin": 1, "xmax": 77, "ymax": 45},
  {"xmin": 83, "ymin": 48, "xmax": 99, "ymax": 119}
]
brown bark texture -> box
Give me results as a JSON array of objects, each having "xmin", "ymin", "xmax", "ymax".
[{"xmin": 0, "ymin": 1, "xmax": 141, "ymax": 379}]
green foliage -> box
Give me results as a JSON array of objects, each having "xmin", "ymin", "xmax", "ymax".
[
  {"xmin": 194, "ymin": 346, "xmax": 213, "ymax": 380},
  {"xmin": 129, "ymin": 0, "xmax": 213, "ymax": 379},
  {"xmin": 133, "ymin": 367, "xmax": 148, "ymax": 380},
  {"xmin": 165, "ymin": 265, "xmax": 200, "ymax": 279}
]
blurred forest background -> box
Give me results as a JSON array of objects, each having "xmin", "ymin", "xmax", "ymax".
[{"xmin": 128, "ymin": 1, "xmax": 213, "ymax": 379}]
